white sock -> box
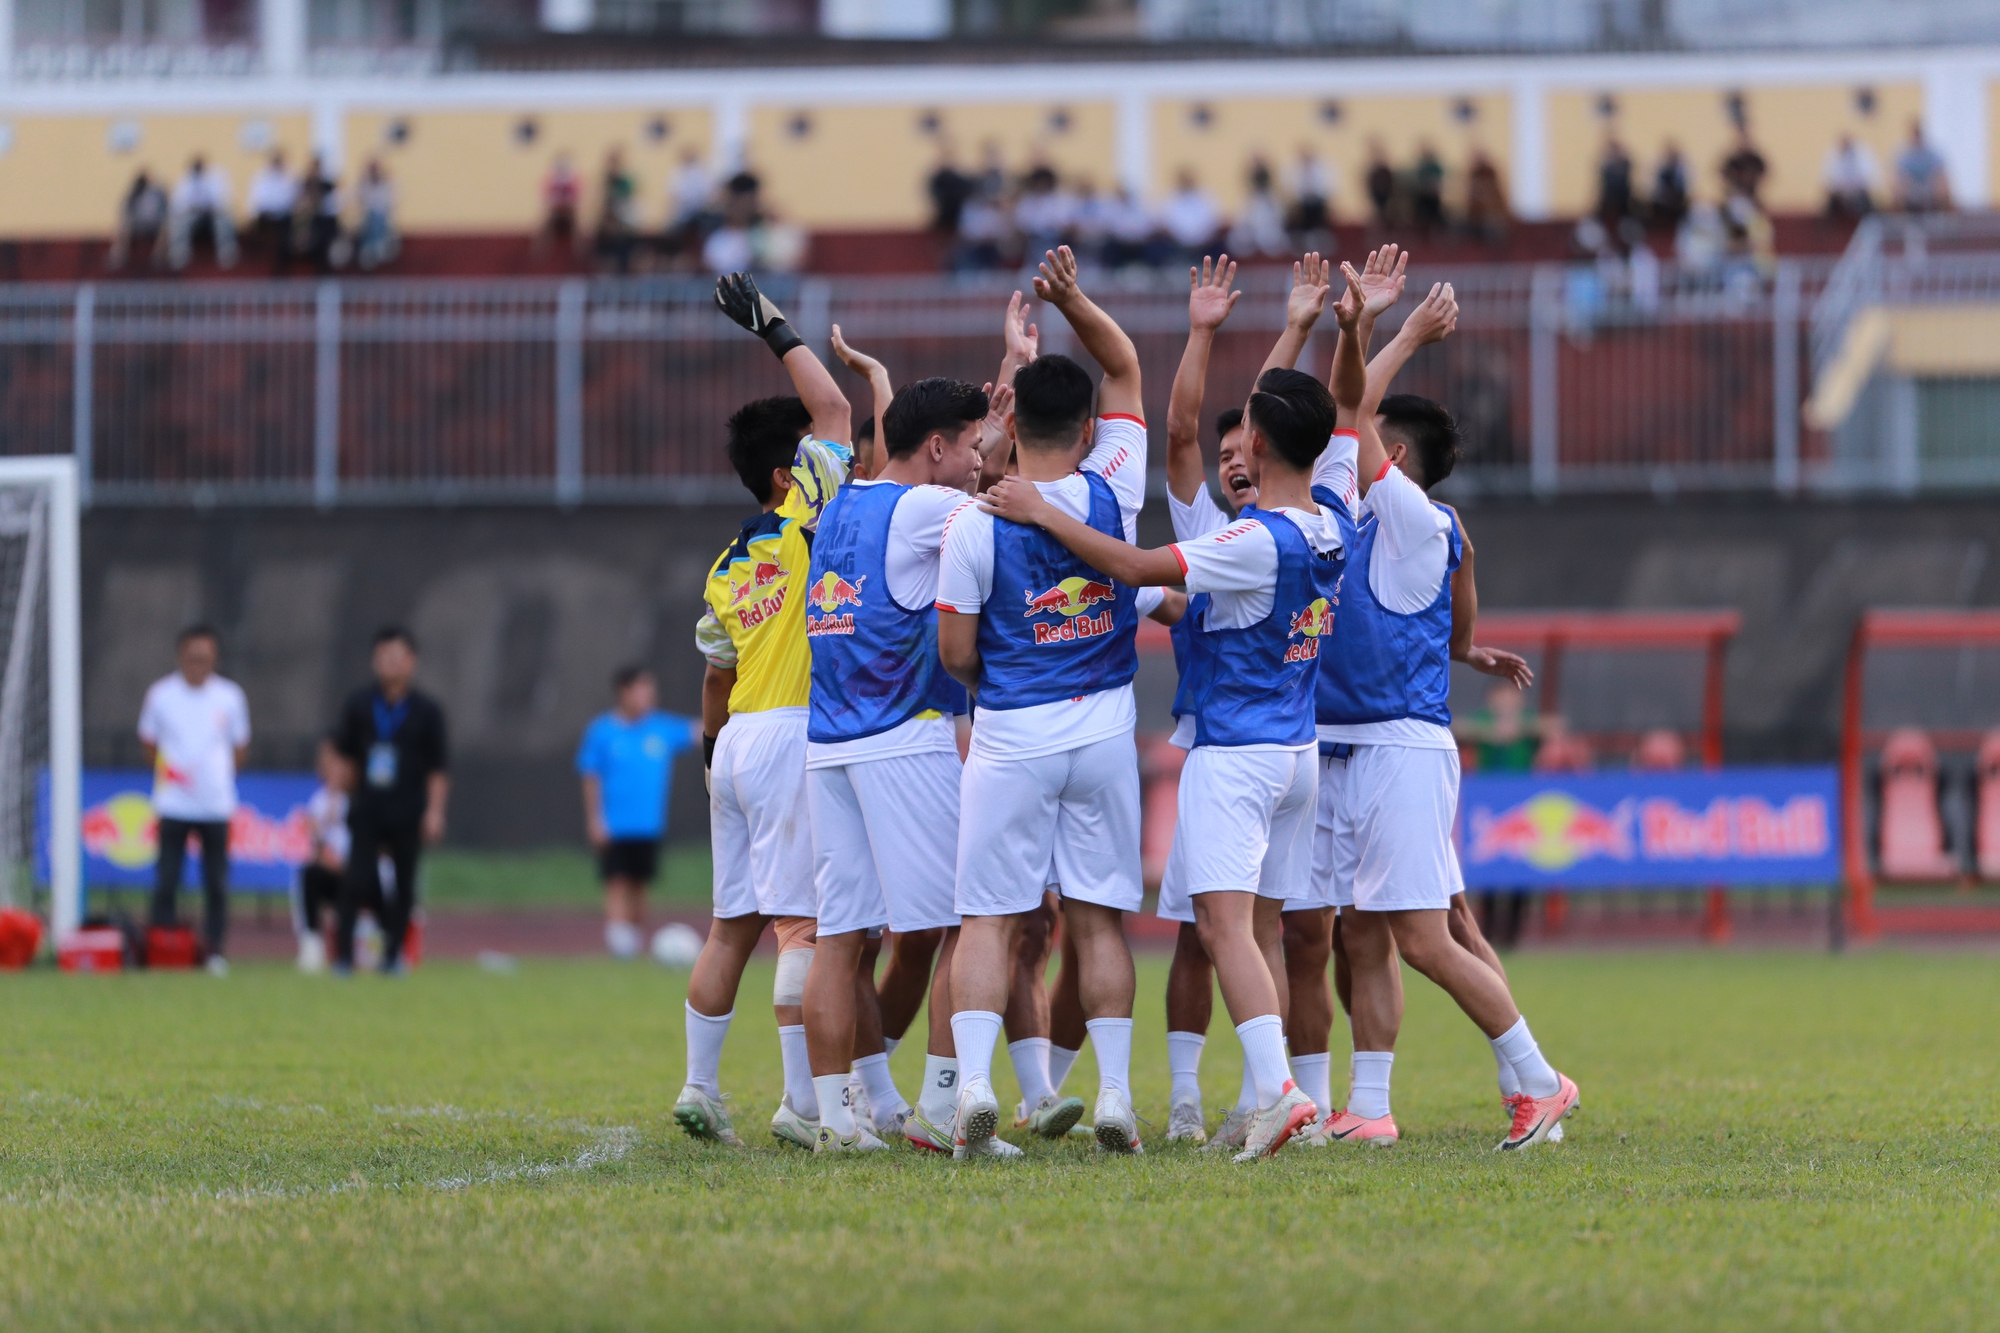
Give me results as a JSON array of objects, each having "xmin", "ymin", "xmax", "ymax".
[
  {"xmin": 777, "ymin": 1024, "xmax": 819, "ymax": 1119},
  {"xmin": 1492, "ymin": 1038, "xmax": 1522, "ymax": 1099},
  {"xmin": 1047, "ymin": 1044, "xmax": 1080, "ymax": 1094},
  {"xmin": 1235, "ymin": 1014, "xmax": 1291, "ymax": 1110},
  {"xmin": 918, "ymin": 1054, "xmax": 959, "ymax": 1123},
  {"xmin": 813, "ymin": 1073, "xmax": 854, "ymax": 1136},
  {"xmin": 948, "ymin": 1010, "xmax": 1004, "ymax": 1090},
  {"xmin": 684, "ymin": 1003, "xmax": 732, "ymax": 1096},
  {"xmin": 1349, "ymin": 1051, "xmax": 1394, "ymax": 1121},
  {"xmin": 852, "ymin": 1052, "xmax": 906, "ymax": 1126},
  {"xmin": 1085, "ymin": 1017, "xmax": 1134, "ymax": 1100},
  {"xmin": 1494, "ymin": 1017, "xmax": 1560, "ymax": 1098},
  {"xmin": 1166, "ymin": 1030, "xmax": 1206, "ymax": 1104},
  {"xmin": 1234, "ymin": 1054, "xmax": 1256, "ymax": 1114},
  {"xmin": 605, "ymin": 920, "xmax": 641, "ymax": 958},
  {"xmin": 1291, "ymin": 1051, "xmax": 1332, "ymax": 1114},
  {"xmin": 1008, "ymin": 1037, "xmax": 1054, "ymax": 1106},
  {"xmin": 883, "ymin": 1035, "xmax": 901, "ymax": 1059}
]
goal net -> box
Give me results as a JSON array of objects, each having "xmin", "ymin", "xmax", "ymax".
[{"xmin": 0, "ymin": 459, "xmax": 81, "ymax": 938}]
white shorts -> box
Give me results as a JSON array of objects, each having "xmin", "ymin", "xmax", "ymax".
[
  {"xmin": 1296, "ymin": 749, "xmax": 1355, "ymax": 913},
  {"xmin": 807, "ymin": 750, "xmax": 963, "ymax": 937},
  {"xmin": 1161, "ymin": 744, "xmax": 1317, "ymax": 911},
  {"xmin": 709, "ymin": 708, "xmax": 816, "ymax": 920},
  {"xmin": 955, "ymin": 732, "xmax": 1142, "ymax": 918},
  {"xmin": 1320, "ymin": 743, "xmax": 1461, "ymax": 913}
]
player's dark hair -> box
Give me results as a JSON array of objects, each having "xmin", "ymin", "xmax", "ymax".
[
  {"xmin": 726, "ymin": 395, "xmax": 813, "ymax": 503},
  {"xmin": 177, "ymin": 622, "xmax": 219, "ymax": 648},
  {"xmin": 854, "ymin": 416, "xmax": 875, "ymax": 444},
  {"xmin": 882, "ymin": 377, "xmax": 990, "ymax": 460},
  {"xmin": 612, "ymin": 664, "xmax": 651, "ymax": 693},
  {"xmin": 1214, "ymin": 407, "xmax": 1244, "ymax": 441},
  {"xmin": 1379, "ymin": 393, "xmax": 1461, "ymax": 490},
  {"xmin": 1011, "ymin": 354, "xmax": 1095, "ymax": 451},
  {"xmin": 372, "ymin": 625, "xmax": 417, "ymax": 653},
  {"xmin": 1246, "ymin": 367, "xmax": 1336, "ymax": 470}
]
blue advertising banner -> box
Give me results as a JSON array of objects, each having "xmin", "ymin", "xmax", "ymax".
[
  {"xmin": 1456, "ymin": 766, "xmax": 1841, "ymax": 889},
  {"xmin": 39, "ymin": 770, "xmax": 319, "ymax": 892}
]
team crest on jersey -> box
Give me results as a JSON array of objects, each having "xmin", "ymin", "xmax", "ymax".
[
  {"xmin": 1284, "ymin": 597, "xmax": 1334, "ymax": 662},
  {"xmin": 1021, "ymin": 576, "xmax": 1117, "ymax": 646},
  {"xmin": 806, "ymin": 571, "xmax": 866, "ymax": 635}
]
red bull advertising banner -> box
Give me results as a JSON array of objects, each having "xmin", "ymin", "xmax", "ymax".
[
  {"xmin": 39, "ymin": 770, "xmax": 319, "ymax": 893},
  {"xmin": 1456, "ymin": 767, "xmax": 1840, "ymax": 888}
]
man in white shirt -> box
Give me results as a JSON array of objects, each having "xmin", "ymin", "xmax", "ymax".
[
  {"xmin": 168, "ymin": 156, "xmax": 238, "ymax": 271},
  {"xmin": 245, "ymin": 149, "xmax": 299, "ymax": 269},
  {"xmin": 139, "ymin": 625, "xmax": 251, "ymax": 975}
]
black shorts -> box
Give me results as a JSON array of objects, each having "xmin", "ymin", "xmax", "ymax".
[{"xmin": 598, "ymin": 838, "xmax": 661, "ymax": 885}]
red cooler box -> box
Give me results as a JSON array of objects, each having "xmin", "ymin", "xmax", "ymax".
[
  {"xmin": 145, "ymin": 926, "xmax": 200, "ymax": 969},
  {"xmin": 58, "ymin": 928, "xmax": 126, "ymax": 973}
]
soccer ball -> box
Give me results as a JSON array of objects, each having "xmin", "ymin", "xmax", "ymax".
[{"xmin": 650, "ymin": 923, "xmax": 702, "ymax": 968}]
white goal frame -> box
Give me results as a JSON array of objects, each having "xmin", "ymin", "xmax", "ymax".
[{"xmin": 0, "ymin": 458, "xmax": 81, "ymax": 938}]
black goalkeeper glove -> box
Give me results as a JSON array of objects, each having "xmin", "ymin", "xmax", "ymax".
[{"xmin": 714, "ymin": 272, "xmax": 806, "ymax": 361}]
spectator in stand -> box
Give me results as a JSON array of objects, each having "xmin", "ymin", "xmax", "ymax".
[
  {"xmin": 1411, "ymin": 142, "xmax": 1447, "ymax": 232},
  {"xmin": 293, "ymin": 153, "xmax": 341, "ymax": 273},
  {"xmin": 1070, "ymin": 176, "xmax": 1113, "ymax": 260},
  {"xmin": 1229, "ymin": 156, "xmax": 1288, "ymax": 256},
  {"xmin": 108, "ymin": 168, "xmax": 168, "ymax": 271},
  {"xmin": 926, "ymin": 141, "xmax": 974, "ymax": 234},
  {"xmin": 596, "ymin": 146, "xmax": 641, "ymax": 274},
  {"xmin": 1365, "ymin": 139, "xmax": 1396, "ymax": 227},
  {"xmin": 669, "ymin": 148, "xmax": 712, "ymax": 230},
  {"xmin": 700, "ymin": 168, "xmax": 767, "ymax": 273},
  {"xmin": 1649, "ymin": 141, "xmax": 1691, "ymax": 233},
  {"xmin": 331, "ymin": 627, "xmax": 449, "ymax": 978},
  {"xmin": 1013, "ymin": 163, "xmax": 1073, "ymax": 261},
  {"xmin": 540, "ymin": 152, "xmax": 580, "ymax": 254},
  {"xmin": 951, "ymin": 186, "xmax": 1009, "ymax": 273},
  {"xmin": 354, "ymin": 158, "xmax": 399, "ymax": 270},
  {"xmin": 578, "ymin": 666, "xmax": 699, "ymax": 959},
  {"xmin": 245, "ymin": 149, "xmax": 298, "ymax": 271},
  {"xmin": 168, "ymin": 155, "xmax": 237, "ymax": 270},
  {"xmin": 1821, "ymin": 133, "xmax": 1879, "ymax": 220},
  {"xmin": 292, "ymin": 738, "xmax": 349, "ymax": 974},
  {"xmin": 972, "ymin": 139, "xmax": 1007, "ymax": 205},
  {"xmin": 139, "ymin": 624, "xmax": 250, "ymax": 977},
  {"xmin": 1287, "ymin": 143, "xmax": 1335, "ymax": 238},
  {"xmin": 1159, "ymin": 167, "xmax": 1221, "ymax": 259},
  {"xmin": 1464, "ymin": 149, "xmax": 1510, "ymax": 244},
  {"xmin": 1100, "ymin": 183, "xmax": 1155, "ymax": 269},
  {"xmin": 1596, "ymin": 138, "xmax": 1634, "ymax": 226},
  {"xmin": 1895, "ymin": 121, "xmax": 1952, "ymax": 213},
  {"xmin": 1721, "ymin": 129, "xmax": 1768, "ymax": 205}
]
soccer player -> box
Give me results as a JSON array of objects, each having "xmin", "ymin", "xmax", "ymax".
[
  {"xmin": 936, "ymin": 245, "xmax": 1152, "ymax": 1157},
  {"xmin": 674, "ymin": 272, "xmax": 851, "ymax": 1150},
  {"xmin": 1308, "ymin": 258, "xmax": 1581, "ymax": 1151},
  {"xmin": 577, "ymin": 666, "xmax": 698, "ymax": 960},
  {"xmin": 799, "ymin": 372, "xmax": 1017, "ymax": 1154},
  {"xmin": 980, "ymin": 353, "xmax": 1349, "ymax": 1164}
]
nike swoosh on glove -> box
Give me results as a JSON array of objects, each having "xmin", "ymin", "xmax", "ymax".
[{"xmin": 714, "ymin": 271, "xmax": 805, "ymax": 359}]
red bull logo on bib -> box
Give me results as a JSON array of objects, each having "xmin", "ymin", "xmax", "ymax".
[
  {"xmin": 1283, "ymin": 596, "xmax": 1334, "ymax": 662},
  {"xmin": 806, "ymin": 571, "xmax": 866, "ymax": 635},
  {"xmin": 1022, "ymin": 576, "xmax": 1118, "ymax": 646}
]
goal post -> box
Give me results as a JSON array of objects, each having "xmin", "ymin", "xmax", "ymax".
[{"xmin": 0, "ymin": 457, "xmax": 81, "ymax": 940}]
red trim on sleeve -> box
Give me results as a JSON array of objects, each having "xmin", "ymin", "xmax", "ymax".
[
  {"xmin": 1099, "ymin": 412, "xmax": 1147, "ymax": 426},
  {"xmin": 1169, "ymin": 545, "xmax": 1190, "ymax": 576},
  {"xmin": 1333, "ymin": 429, "xmax": 1360, "ymax": 439},
  {"xmin": 935, "ymin": 602, "xmax": 968, "ymax": 614},
  {"xmin": 1372, "ymin": 460, "xmax": 1394, "ymax": 483}
]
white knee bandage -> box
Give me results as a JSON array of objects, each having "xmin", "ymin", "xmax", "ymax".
[{"xmin": 773, "ymin": 947, "xmax": 814, "ymax": 1006}]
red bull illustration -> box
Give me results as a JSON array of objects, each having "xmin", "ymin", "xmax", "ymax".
[
  {"xmin": 56, "ymin": 772, "xmax": 321, "ymax": 888},
  {"xmin": 806, "ymin": 570, "xmax": 867, "ymax": 636},
  {"xmin": 730, "ymin": 559, "xmax": 786, "ymax": 604},
  {"xmin": 1469, "ymin": 792, "xmax": 1636, "ymax": 871},
  {"xmin": 1022, "ymin": 577, "xmax": 1119, "ymax": 646},
  {"xmin": 1284, "ymin": 596, "xmax": 1334, "ymax": 662}
]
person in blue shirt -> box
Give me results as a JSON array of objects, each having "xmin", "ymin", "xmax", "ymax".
[{"xmin": 577, "ymin": 665, "xmax": 698, "ymax": 958}]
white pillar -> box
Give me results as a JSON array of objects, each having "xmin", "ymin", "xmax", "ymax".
[
  {"xmin": 0, "ymin": 0, "xmax": 15, "ymax": 87},
  {"xmin": 260, "ymin": 0, "xmax": 306, "ymax": 78},
  {"xmin": 1116, "ymin": 89, "xmax": 1151, "ymax": 202},
  {"xmin": 1509, "ymin": 73, "xmax": 1550, "ymax": 221},
  {"xmin": 714, "ymin": 92, "xmax": 747, "ymax": 173},
  {"xmin": 540, "ymin": 0, "xmax": 593, "ymax": 33},
  {"xmin": 1921, "ymin": 61, "xmax": 1988, "ymax": 210}
]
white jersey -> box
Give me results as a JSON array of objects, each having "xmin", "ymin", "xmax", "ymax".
[
  {"xmin": 137, "ymin": 672, "xmax": 251, "ymax": 822},
  {"xmin": 937, "ymin": 414, "xmax": 1149, "ymax": 761}
]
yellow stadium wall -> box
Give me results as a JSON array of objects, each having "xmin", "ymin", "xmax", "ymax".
[
  {"xmin": 1545, "ymin": 82, "xmax": 1925, "ymax": 216},
  {"xmin": 1149, "ymin": 91, "xmax": 1512, "ymax": 219}
]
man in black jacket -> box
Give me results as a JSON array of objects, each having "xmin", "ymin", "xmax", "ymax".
[{"xmin": 331, "ymin": 626, "xmax": 449, "ymax": 975}]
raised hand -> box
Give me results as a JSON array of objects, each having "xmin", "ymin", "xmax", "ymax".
[
  {"xmin": 1003, "ymin": 290, "xmax": 1040, "ymax": 363},
  {"xmin": 1462, "ymin": 645, "xmax": 1534, "ymax": 691},
  {"xmin": 1401, "ymin": 281, "xmax": 1459, "ymax": 347},
  {"xmin": 1188, "ymin": 254, "xmax": 1241, "ymax": 333},
  {"xmin": 1354, "ymin": 244, "xmax": 1409, "ymax": 319},
  {"xmin": 1031, "ymin": 245, "xmax": 1082, "ymax": 308},
  {"xmin": 828, "ymin": 323, "xmax": 884, "ymax": 380},
  {"xmin": 1285, "ymin": 252, "xmax": 1333, "ymax": 330},
  {"xmin": 980, "ymin": 381, "xmax": 1014, "ymax": 446},
  {"xmin": 1333, "ymin": 261, "xmax": 1367, "ymax": 332}
]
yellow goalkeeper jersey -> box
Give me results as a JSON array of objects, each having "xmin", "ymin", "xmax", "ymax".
[{"xmin": 697, "ymin": 435, "xmax": 850, "ymax": 715}]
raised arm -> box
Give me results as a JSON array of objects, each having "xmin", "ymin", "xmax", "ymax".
[
  {"xmin": 828, "ymin": 323, "xmax": 892, "ymax": 454},
  {"xmin": 996, "ymin": 289, "xmax": 1039, "ymax": 391},
  {"xmin": 977, "ymin": 476, "xmax": 1184, "ymax": 587},
  {"xmin": 975, "ymin": 294, "xmax": 1040, "ymax": 491},
  {"xmin": 1258, "ymin": 252, "xmax": 1332, "ymax": 380},
  {"xmin": 715, "ymin": 271, "xmax": 850, "ymax": 445},
  {"xmin": 1363, "ymin": 279, "xmax": 1458, "ymax": 419},
  {"xmin": 1167, "ymin": 255, "xmax": 1240, "ymax": 504},
  {"xmin": 1032, "ymin": 245, "xmax": 1142, "ymax": 419}
]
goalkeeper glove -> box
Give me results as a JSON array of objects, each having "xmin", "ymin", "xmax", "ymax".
[
  {"xmin": 714, "ymin": 272, "xmax": 805, "ymax": 361},
  {"xmin": 702, "ymin": 733, "xmax": 717, "ymax": 795}
]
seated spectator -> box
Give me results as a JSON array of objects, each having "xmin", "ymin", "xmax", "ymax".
[
  {"xmin": 1676, "ymin": 199, "xmax": 1726, "ymax": 281},
  {"xmin": 1229, "ymin": 157, "xmax": 1288, "ymax": 257},
  {"xmin": 596, "ymin": 146, "xmax": 640, "ymax": 274},
  {"xmin": 1365, "ymin": 139, "xmax": 1396, "ymax": 227},
  {"xmin": 1721, "ymin": 130, "xmax": 1768, "ymax": 205},
  {"xmin": 1070, "ymin": 176, "xmax": 1112, "ymax": 260},
  {"xmin": 1013, "ymin": 163, "xmax": 1074, "ymax": 260},
  {"xmin": 670, "ymin": 147, "xmax": 713, "ymax": 230},
  {"xmin": 950, "ymin": 190, "xmax": 1008, "ymax": 273},
  {"xmin": 293, "ymin": 153, "xmax": 341, "ymax": 273},
  {"xmin": 168, "ymin": 155, "xmax": 237, "ymax": 270},
  {"xmin": 1099, "ymin": 184, "xmax": 1156, "ymax": 269},
  {"xmin": 1596, "ymin": 138, "xmax": 1634, "ymax": 226},
  {"xmin": 926, "ymin": 141, "xmax": 973, "ymax": 234},
  {"xmin": 701, "ymin": 221, "xmax": 754, "ymax": 274},
  {"xmin": 1464, "ymin": 149, "xmax": 1510, "ymax": 244},
  {"xmin": 354, "ymin": 158, "xmax": 399, "ymax": 270},
  {"xmin": 1159, "ymin": 168, "xmax": 1221, "ymax": 259},
  {"xmin": 108, "ymin": 168, "xmax": 168, "ymax": 271},
  {"xmin": 1287, "ymin": 143, "xmax": 1335, "ymax": 236},
  {"xmin": 1532, "ymin": 716, "xmax": 1595, "ymax": 773},
  {"xmin": 1410, "ymin": 142, "xmax": 1446, "ymax": 232},
  {"xmin": 1649, "ymin": 141, "xmax": 1690, "ymax": 233},
  {"xmin": 1894, "ymin": 122, "xmax": 1951, "ymax": 213},
  {"xmin": 245, "ymin": 149, "xmax": 298, "ymax": 271},
  {"xmin": 540, "ymin": 152, "xmax": 580, "ymax": 252},
  {"xmin": 1822, "ymin": 133, "xmax": 1879, "ymax": 220}
]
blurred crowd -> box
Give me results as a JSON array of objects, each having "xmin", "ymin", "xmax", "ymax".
[
  {"xmin": 539, "ymin": 148, "xmax": 806, "ymax": 276},
  {"xmin": 927, "ymin": 139, "xmax": 1511, "ymax": 274},
  {"xmin": 110, "ymin": 150, "xmax": 400, "ymax": 274}
]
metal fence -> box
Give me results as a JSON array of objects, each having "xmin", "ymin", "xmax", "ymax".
[{"xmin": 0, "ymin": 254, "xmax": 1958, "ymax": 507}]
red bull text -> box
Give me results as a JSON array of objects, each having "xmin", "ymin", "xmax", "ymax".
[
  {"xmin": 1021, "ymin": 577, "xmax": 1118, "ymax": 646},
  {"xmin": 806, "ymin": 571, "xmax": 866, "ymax": 636}
]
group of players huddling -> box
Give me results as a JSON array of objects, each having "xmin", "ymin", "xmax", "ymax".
[{"xmin": 676, "ymin": 239, "xmax": 1579, "ymax": 1162}]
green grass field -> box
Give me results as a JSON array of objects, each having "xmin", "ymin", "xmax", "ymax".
[{"xmin": 3, "ymin": 951, "xmax": 1996, "ymax": 1331}]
